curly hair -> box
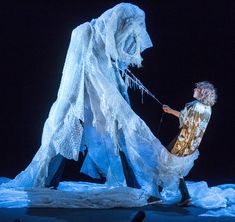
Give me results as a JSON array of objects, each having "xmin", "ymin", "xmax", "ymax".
[{"xmin": 195, "ymin": 81, "xmax": 217, "ymax": 106}]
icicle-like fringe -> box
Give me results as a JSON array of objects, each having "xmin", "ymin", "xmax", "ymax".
[{"xmin": 115, "ymin": 64, "xmax": 162, "ymax": 105}]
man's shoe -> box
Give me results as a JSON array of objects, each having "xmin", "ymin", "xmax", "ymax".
[
  {"xmin": 147, "ymin": 196, "xmax": 162, "ymax": 205},
  {"xmin": 177, "ymin": 198, "xmax": 192, "ymax": 207}
]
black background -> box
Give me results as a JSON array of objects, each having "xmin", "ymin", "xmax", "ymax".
[{"xmin": 0, "ymin": 0, "xmax": 234, "ymax": 186}]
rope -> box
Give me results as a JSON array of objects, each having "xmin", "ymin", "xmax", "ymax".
[
  {"xmin": 117, "ymin": 67, "xmax": 165, "ymax": 136},
  {"xmin": 157, "ymin": 111, "xmax": 165, "ymax": 136}
]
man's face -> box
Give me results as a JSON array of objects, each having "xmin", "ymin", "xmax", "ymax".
[{"xmin": 193, "ymin": 87, "xmax": 201, "ymax": 99}]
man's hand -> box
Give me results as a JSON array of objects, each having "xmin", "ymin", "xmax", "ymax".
[
  {"xmin": 162, "ymin": 104, "xmax": 180, "ymax": 118},
  {"xmin": 162, "ymin": 104, "xmax": 172, "ymax": 114}
]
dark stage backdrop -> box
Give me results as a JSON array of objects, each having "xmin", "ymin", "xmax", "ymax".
[{"xmin": 0, "ymin": 0, "xmax": 234, "ymax": 185}]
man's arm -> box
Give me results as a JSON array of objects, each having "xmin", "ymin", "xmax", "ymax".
[{"xmin": 162, "ymin": 104, "xmax": 180, "ymax": 118}]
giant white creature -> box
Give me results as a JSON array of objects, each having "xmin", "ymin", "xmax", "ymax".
[{"xmin": 1, "ymin": 3, "xmax": 200, "ymax": 203}]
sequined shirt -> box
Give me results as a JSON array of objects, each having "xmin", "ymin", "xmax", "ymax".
[{"xmin": 170, "ymin": 100, "xmax": 211, "ymax": 156}]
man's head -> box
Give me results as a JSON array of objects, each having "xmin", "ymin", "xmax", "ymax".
[{"xmin": 193, "ymin": 81, "xmax": 217, "ymax": 106}]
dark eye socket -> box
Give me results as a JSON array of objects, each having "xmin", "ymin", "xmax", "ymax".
[{"xmin": 123, "ymin": 33, "xmax": 137, "ymax": 55}]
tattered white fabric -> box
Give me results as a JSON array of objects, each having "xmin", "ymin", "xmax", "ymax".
[{"xmin": 1, "ymin": 3, "xmax": 198, "ymax": 198}]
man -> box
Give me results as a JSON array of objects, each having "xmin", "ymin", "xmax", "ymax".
[{"xmin": 162, "ymin": 81, "xmax": 217, "ymax": 206}]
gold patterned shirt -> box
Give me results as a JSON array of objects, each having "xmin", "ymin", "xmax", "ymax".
[{"xmin": 170, "ymin": 100, "xmax": 211, "ymax": 156}]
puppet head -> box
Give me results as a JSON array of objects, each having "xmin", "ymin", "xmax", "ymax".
[{"xmin": 93, "ymin": 3, "xmax": 153, "ymax": 68}]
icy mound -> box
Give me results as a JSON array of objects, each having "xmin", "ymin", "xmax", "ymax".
[
  {"xmin": 0, "ymin": 180, "xmax": 235, "ymax": 217},
  {"xmin": 0, "ymin": 181, "xmax": 148, "ymax": 208}
]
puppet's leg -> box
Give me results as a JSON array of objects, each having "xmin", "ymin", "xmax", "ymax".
[
  {"xmin": 45, "ymin": 149, "xmax": 88, "ymax": 188},
  {"xmin": 115, "ymin": 121, "xmax": 140, "ymax": 188},
  {"xmin": 45, "ymin": 154, "xmax": 67, "ymax": 188}
]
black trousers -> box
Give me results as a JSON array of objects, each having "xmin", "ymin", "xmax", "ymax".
[{"xmin": 178, "ymin": 177, "xmax": 190, "ymax": 201}]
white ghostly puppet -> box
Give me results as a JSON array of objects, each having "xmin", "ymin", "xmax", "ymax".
[{"xmin": 2, "ymin": 3, "xmax": 199, "ymax": 199}]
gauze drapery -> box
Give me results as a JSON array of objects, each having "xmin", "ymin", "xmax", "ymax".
[{"xmin": 2, "ymin": 3, "xmax": 199, "ymax": 197}]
